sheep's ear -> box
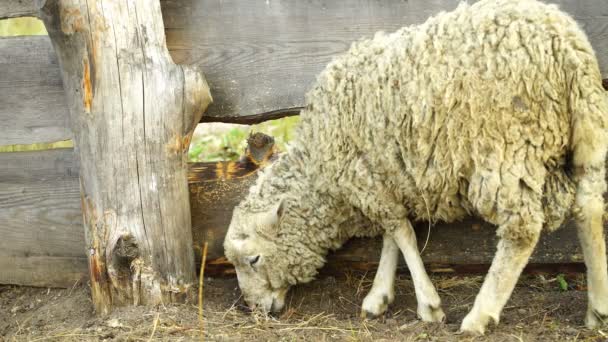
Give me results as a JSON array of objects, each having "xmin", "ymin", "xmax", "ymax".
[
  {"xmin": 260, "ymin": 198, "xmax": 286, "ymax": 228},
  {"xmin": 276, "ymin": 198, "xmax": 286, "ymax": 220}
]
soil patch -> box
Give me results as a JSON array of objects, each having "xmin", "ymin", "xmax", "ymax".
[{"xmin": 1, "ymin": 273, "xmax": 606, "ymax": 341}]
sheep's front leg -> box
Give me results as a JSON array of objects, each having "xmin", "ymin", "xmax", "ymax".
[
  {"xmin": 460, "ymin": 230, "xmax": 540, "ymax": 335},
  {"xmin": 361, "ymin": 234, "xmax": 399, "ymax": 317},
  {"xmin": 392, "ymin": 220, "xmax": 445, "ymax": 322}
]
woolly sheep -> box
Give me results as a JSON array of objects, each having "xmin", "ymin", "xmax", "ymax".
[{"xmin": 223, "ymin": 0, "xmax": 608, "ymax": 335}]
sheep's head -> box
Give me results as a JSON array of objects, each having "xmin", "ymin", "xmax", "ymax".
[{"xmin": 224, "ymin": 198, "xmax": 324, "ymax": 313}]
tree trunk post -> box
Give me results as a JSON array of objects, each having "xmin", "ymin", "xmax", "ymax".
[{"xmin": 37, "ymin": 0, "xmax": 212, "ymax": 314}]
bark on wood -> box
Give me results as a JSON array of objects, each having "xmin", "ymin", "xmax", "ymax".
[{"xmin": 37, "ymin": 0, "xmax": 211, "ymax": 314}]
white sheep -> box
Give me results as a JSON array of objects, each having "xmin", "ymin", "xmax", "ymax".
[{"xmin": 223, "ymin": 0, "xmax": 608, "ymax": 335}]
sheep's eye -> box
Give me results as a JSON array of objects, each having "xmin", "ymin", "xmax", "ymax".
[{"xmin": 247, "ymin": 255, "xmax": 260, "ymax": 267}]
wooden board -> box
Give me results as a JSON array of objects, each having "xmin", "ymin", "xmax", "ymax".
[
  {"xmin": 0, "ymin": 1, "xmax": 37, "ymax": 19},
  {"xmin": 195, "ymin": 189, "xmax": 587, "ymax": 276},
  {"xmin": 0, "ymin": 149, "xmax": 85, "ymax": 288},
  {"xmin": 0, "ymin": 1, "xmax": 606, "ymax": 130},
  {"xmin": 0, "ymin": 256, "xmax": 87, "ymax": 288},
  {"xmin": 164, "ymin": 0, "xmax": 608, "ymax": 120},
  {"xmin": 1, "ymin": 147, "xmax": 600, "ymax": 287},
  {"xmin": 0, "ymin": 36, "xmax": 72, "ymax": 145}
]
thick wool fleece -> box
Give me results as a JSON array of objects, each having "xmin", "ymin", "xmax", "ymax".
[{"xmin": 237, "ymin": 0, "xmax": 608, "ymax": 285}]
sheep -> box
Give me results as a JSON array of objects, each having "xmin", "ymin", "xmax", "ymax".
[{"xmin": 223, "ymin": 0, "xmax": 608, "ymax": 335}]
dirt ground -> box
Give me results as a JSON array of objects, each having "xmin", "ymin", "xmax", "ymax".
[{"xmin": 1, "ymin": 272, "xmax": 607, "ymax": 341}]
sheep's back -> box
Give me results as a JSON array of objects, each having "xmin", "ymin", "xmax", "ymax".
[{"xmin": 296, "ymin": 0, "xmax": 596, "ymax": 226}]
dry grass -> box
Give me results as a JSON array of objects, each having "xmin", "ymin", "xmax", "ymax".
[
  {"xmin": 1, "ymin": 273, "xmax": 607, "ymax": 341},
  {"xmin": 199, "ymin": 242, "xmax": 209, "ymax": 341}
]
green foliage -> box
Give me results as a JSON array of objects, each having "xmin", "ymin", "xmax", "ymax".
[
  {"xmin": 189, "ymin": 116, "xmax": 300, "ymax": 162},
  {"xmin": 189, "ymin": 126, "xmax": 248, "ymax": 162},
  {"xmin": 0, "ymin": 140, "xmax": 73, "ymax": 153},
  {"xmin": 0, "ymin": 17, "xmax": 47, "ymax": 36},
  {"xmin": 556, "ymin": 274, "xmax": 569, "ymax": 291}
]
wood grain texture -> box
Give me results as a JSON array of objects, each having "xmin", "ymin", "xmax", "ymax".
[
  {"xmin": 191, "ymin": 181, "xmax": 591, "ymax": 276},
  {"xmin": 0, "ymin": 148, "xmax": 78, "ymax": 181},
  {"xmin": 162, "ymin": 0, "xmax": 608, "ymax": 120},
  {"xmin": 0, "ymin": 256, "xmax": 87, "ymax": 288},
  {"xmin": 0, "ymin": 178, "xmax": 83, "ymax": 258},
  {"xmin": 0, "ymin": 149, "xmax": 85, "ymax": 288},
  {"xmin": 0, "ymin": 1, "xmax": 605, "ymax": 129},
  {"xmin": 0, "ymin": 148, "xmax": 602, "ymax": 287},
  {"xmin": 0, "ymin": 0, "xmax": 38, "ymax": 19},
  {"xmin": 0, "ymin": 36, "xmax": 71, "ymax": 145}
]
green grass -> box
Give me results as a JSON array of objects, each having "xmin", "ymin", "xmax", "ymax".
[{"xmin": 0, "ymin": 17, "xmax": 47, "ymax": 36}]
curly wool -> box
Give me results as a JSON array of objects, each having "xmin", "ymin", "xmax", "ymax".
[{"xmin": 238, "ymin": 0, "xmax": 608, "ymax": 284}]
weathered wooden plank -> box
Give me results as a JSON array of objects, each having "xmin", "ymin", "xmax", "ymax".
[
  {"xmin": 203, "ymin": 226, "xmax": 586, "ymax": 276},
  {"xmin": 1, "ymin": 1, "xmax": 606, "ymax": 131},
  {"xmin": 0, "ymin": 133, "xmax": 271, "ymax": 288},
  {"xmin": 2, "ymin": 133, "xmax": 608, "ymax": 288},
  {"xmin": 194, "ymin": 187, "xmax": 588, "ymax": 277},
  {"xmin": 0, "ymin": 149, "xmax": 85, "ymax": 287},
  {"xmin": 162, "ymin": 0, "xmax": 608, "ymax": 121},
  {"xmin": 0, "ymin": 256, "xmax": 87, "ymax": 288},
  {"xmin": 0, "ymin": 1, "xmax": 38, "ymax": 19},
  {"xmin": 0, "ymin": 179, "xmax": 83, "ymax": 258},
  {"xmin": 0, "ymin": 36, "xmax": 71, "ymax": 145},
  {"xmin": 0, "ymin": 148, "xmax": 78, "ymax": 181},
  {"xmin": 0, "ymin": 150, "xmax": 83, "ymax": 261},
  {"xmin": 0, "ymin": 145, "xmax": 601, "ymax": 287}
]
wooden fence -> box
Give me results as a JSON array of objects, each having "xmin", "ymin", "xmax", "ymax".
[{"xmin": 1, "ymin": 0, "xmax": 607, "ymax": 288}]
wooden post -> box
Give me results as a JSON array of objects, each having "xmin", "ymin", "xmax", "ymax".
[{"xmin": 37, "ymin": 0, "xmax": 212, "ymax": 314}]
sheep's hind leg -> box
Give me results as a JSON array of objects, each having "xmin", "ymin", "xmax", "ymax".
[
  {"xmin": 361, "ymin": 233, "xmax": 399, "ymax": 318},
  {"xmin": 459, "ymin": 224, "xmax": 541, "ymax": 335},
  {"xmin": 392, "ymin": 220, "xmax": 445, "ymax": 322},
  {"xmin": 573, "ymin": 166, "xmax": 608, "ymax": 329}
]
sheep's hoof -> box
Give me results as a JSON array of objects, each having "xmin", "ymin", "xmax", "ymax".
[
  {"xmin": 460, "ymin": 310, "xmax": 497, "ymax": 336},
  {"xmin": 361, "ymin": 292, "xmax": 392, "ymax": 319},
  {"xmin": 586, "ymin": 308, "xmax": 608, "ymax": 329},
  {"xmin": 456, "ymin": 328, "xmax": 484, "ymax": 337},
  {"xmin": 417, "ymin": 304, "xmax": 446, "ymax": 323},
  {"xmin": 361, "ymin": 310, "xmax": 379, "ymax": 319},
  {"xmin": 458, "ymin": 323, "xmax": 485, "ymax": 336}
]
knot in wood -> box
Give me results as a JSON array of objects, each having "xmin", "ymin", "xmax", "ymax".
[{"xmin": 114, "ymin": 234, "xmax": 139, "ymax": 259}]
